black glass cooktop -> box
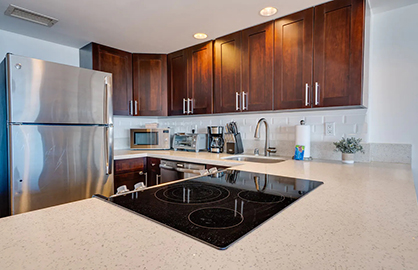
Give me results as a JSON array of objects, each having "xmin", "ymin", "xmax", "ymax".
[{"xmin": 108, "ymin": 170, "xmax": 323, "ymax": 250}]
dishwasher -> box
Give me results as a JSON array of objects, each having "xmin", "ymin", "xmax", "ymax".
[{"xmin": 159, "ymin": 160, "xmax": 206, "ymax": 183}]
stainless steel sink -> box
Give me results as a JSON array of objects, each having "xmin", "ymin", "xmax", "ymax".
[{"xmin": 222, "ymin": 155, "xmax": 286, "ymax": 164}]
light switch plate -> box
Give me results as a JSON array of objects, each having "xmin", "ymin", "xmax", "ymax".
[{"xmin": 325, "ymin": 122, "xmax": 335, "ymax": 136}]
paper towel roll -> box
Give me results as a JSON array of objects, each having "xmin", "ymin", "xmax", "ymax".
[{"xmin": 295, "ymin": 125, "xmax": 311, "ymax": 159}]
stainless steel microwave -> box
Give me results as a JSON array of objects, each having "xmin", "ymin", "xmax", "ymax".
[{"xmin": 130, "ymin": 128, "xmax": 171, "ymax": 150}]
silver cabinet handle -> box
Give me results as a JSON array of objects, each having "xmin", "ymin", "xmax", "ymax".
[
  {"xmin": 315, "ymin": 82, "xmax": 320, "ymax": 105},
  {"xmin": 129, "ymin": 100, "xmax": 133, "ymax": 115},
  {"xmin": 187, "ymin": 98, "xmax": 191, "ymax": 114},
  {"xmin": 134, "ymin": 100, "xmax": 138, "ymax": 115},
  {"xmin": 242, "ymin": 92, "xmax": 248, "ymax": 110},
  {"xmin": 183, "ymin": 98, "xmax": 186, "ymax": 114},
  {"xmin": 139, "ymin": 171, "xmax": 148, "ymax": 187},
  {"xmin": 190, "ymin": 98, "xmax": 194, "ymax": 114},
  {"xmin": 156, "ymin": 174, "xmax": 161, "ymax": 185},
  {"xmin": 305, "ymin": 83, "xmax": 310, "ymax": 106},
  {"xmin": 235, "ymin": 92, "xmax": 240, "ymax": 111}
]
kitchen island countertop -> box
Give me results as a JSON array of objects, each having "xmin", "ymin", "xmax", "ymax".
[{"xmin": 0, "ymin": 150, "xmax": 417, "ymax": 269}]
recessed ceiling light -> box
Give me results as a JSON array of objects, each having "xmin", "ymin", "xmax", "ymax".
[
  {"xmin": 193, "ymin": 33, "xmax": 208, "ymax": 40},
  {"xmin": 259, "ymin": 7, "xmax": 277, "ymax": 17}
]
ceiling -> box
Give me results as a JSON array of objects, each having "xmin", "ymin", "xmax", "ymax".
[{"xmin": 0, "ymin": 0, "xmax": 417, "ymax": 53}]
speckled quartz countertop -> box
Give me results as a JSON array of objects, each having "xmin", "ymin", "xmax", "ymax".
[{"xmin": 1, "ymin": 150, "xmax": 417, "ymax": 269}]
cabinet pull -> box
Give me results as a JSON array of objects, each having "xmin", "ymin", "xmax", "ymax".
[
  {"xmin": 134, "ymin": 100, "xmax": 138, "ymax": 115},
  {"xmin": 190, "ymin": 98, "xmax": 194, "ymax": 114},
  {"xmin": 183, "ymin": 98, "xmax": 187, "ymax": 114},
  {"xmin": 187, "ymin": 98, "xmax": 191, "ymax": 114},
  {"xmin": 242, "ymin": 92, "xmax": 248, "ymax": 111},
  {"xmin": 305, "ymin": 84, "xmax": 310, "ymax": 106},
  {"xmin": 139, "ymin": 171, "xmax": 148, "ymax": 187},
  {"xmin": 315, "ymin": 82, "xmax": 320, "ymax": 106},
  {"xmin": 235, "ymin": 92, "xmax": 240, "ymax": 111},
  {"xmin": 156, "ymin": 174, "xmax": 161, "ymax": 185},
  {"xmin": 129, "ymin": 100, "xmax": 134, "ymax": 115}
]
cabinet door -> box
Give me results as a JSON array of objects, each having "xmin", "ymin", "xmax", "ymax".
[
  {"xmin": 313, "ymin": 0, "xmax": 364, "ymax": 107},
  {"xmin": 168, "ymin": 50, "xmax": 188, "ymax": 116},
  {"xmin": 214, "ymin": 32, "xmax": 242, "ymax": 113},
  {"xmin": 275, "ymin": 8, "xmax": 314, "ymax": 110},
  {"xmin": 92, "ymin": 44, "xmax": 133, "ymax": 116},
  {"xmin": 242, "ymin": 22, "xmax": 274, "ymax": 112},
  {"xmin": 114, "ymin": 172, "xmax": 146, "ymax": 194},
  {"xmin": 133, "ymin": 54, "xmax": 168, "ymax": 116},
  {"xmin": 114, "ymin": 158, "xmax": 147, "ymax": 193},
  {"xmin": 187, "ymin": 42, "xmax": 213, "ymax": 115}
]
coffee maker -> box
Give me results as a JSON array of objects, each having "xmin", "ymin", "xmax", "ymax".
[{"xmin": 207, "ymin": 126, "xmax": 224, "ymax": 153}]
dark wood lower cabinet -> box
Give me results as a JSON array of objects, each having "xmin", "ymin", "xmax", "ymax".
[
  {"xmin": 113, "ymin": 157, "xmax": 163, "ymax": 194},
  {"xmin": 114, "ymin": 171, "xmax": 147, "ymax": 193},
  {"xmin": 147, "ymin": 158, "xmax": 161, "ymax": 186},
  {"xmin": 114, "ymin": 158, "xmax": 147, "ymax": 193}
]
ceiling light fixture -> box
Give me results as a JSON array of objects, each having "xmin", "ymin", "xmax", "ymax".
[
  {"xmin": 259, "ymin": 7, "xmax": 278, "ymax": 17},
  {"xmin": 193, "ymin": 33, "xmax": 208, "ymax": 40}
]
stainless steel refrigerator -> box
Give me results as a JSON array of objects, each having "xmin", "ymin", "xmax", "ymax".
[{"xmin": 0, "ymin": 54, "xmax": 114, "ymax": 217}]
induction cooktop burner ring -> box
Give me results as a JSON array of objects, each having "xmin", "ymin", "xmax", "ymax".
[
  {"xmin": 154, "ymin": 183, "xmax": 230, "ymax": 205},
  {"xmin": 188, "ymin": 207, "xmax": 244, "ymax": 230},
  {"xmin": 237, "ymin": 190, "xmax": 285, "ymax": 204}
]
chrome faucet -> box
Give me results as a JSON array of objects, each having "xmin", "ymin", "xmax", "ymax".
[{"xmin": 254, "ymin": 118, "xmax": 276, "ymax": 156}]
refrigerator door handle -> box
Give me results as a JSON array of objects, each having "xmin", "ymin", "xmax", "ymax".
[
  {"xmin": 104, "ymin": 77, "xmax": 109, "ymax": 123},
  {"xmin": 105, "ymin": 127, "xmax": 113, "ymax": 175}
]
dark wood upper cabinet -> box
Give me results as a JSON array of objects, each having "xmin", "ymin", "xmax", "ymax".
[
  {"xmin": 313, "ymin": 0, "xmax": 364, "ymax": 107},
  {"xmin": 168, "ymin": 41, "xmax": 213, "ymax": 116},
  {"xmin": 214, "ymin": 31, "xmax": 242, "ymax": 113},
  {"xmin": 80, "ymin": 43, "xmax": 133, "ymax": 116},
  {"xmin": 187, "ymin": 42, "xmax": 213, "ymax": 115},
  {"xmin": 168, "ymin": 50, "xmax": 188, "ymax": 116},
  {"xmin": 133, "ymin": 54, "xmax": 168, "ymax": 116},
  {"xmin": 274, "ymin": 8, "xmax": 314, "ymax": 110},
  {"xmin": 242, "ymin": 22, "xmax": 274, "ymax": 112}
]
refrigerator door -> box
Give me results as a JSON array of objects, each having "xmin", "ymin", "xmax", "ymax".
[
  {"xmin": 9, "ymin": 124, "xmax": 114, "ymax": 215},
  {"xmin": 7, "ymin": 54, "xmax": 113, "ymax": 125}
]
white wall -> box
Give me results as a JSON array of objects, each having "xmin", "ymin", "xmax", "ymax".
[
  {"xmin": 0, "ymin": 29, "xmax": 79, "ymax": 66},
  {"xmin": 368, "ymin": 3, "xmax": 418, "ymax": 196}
]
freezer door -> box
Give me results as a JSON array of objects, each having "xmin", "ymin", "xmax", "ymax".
[
  {"xmin": 7, "ymin": 54, "xmax": 113, "ymax": 125},
  {"xmin": 9, "ymin": 124, "xmax": 114, "ymax": 215}
]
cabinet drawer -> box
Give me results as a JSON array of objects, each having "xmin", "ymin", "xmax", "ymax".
[{"xmin": 115, "ymin": 158, "xmax": 146, "ymax": 174}]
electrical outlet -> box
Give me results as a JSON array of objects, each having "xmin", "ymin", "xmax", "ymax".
[{"xmin": 325, "ymin": 122, "xmax": 335, "ymax": 136}]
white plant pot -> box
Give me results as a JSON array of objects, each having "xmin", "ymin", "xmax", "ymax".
[{"xmin": 342, "ymin": 153, "xmax": 354, "ymax": 164}]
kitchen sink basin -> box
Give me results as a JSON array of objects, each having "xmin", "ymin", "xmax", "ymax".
[{"xmin": 222, "ymin": 155, "xmax": 286, "ymax": 164}]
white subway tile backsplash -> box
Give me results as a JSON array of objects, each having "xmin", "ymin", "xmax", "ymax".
[
  {"xmin": 114, "ymin": 109, "xmax": 368, "ymax": 150},
  {"xmin": 324, "ymin": 115, "xmax": 344, "ymax": 124}
]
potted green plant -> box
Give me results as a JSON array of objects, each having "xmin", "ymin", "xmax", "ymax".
[{"xmin": 333, "ymin": 137, "xmax": 365, "ymax": 164}]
